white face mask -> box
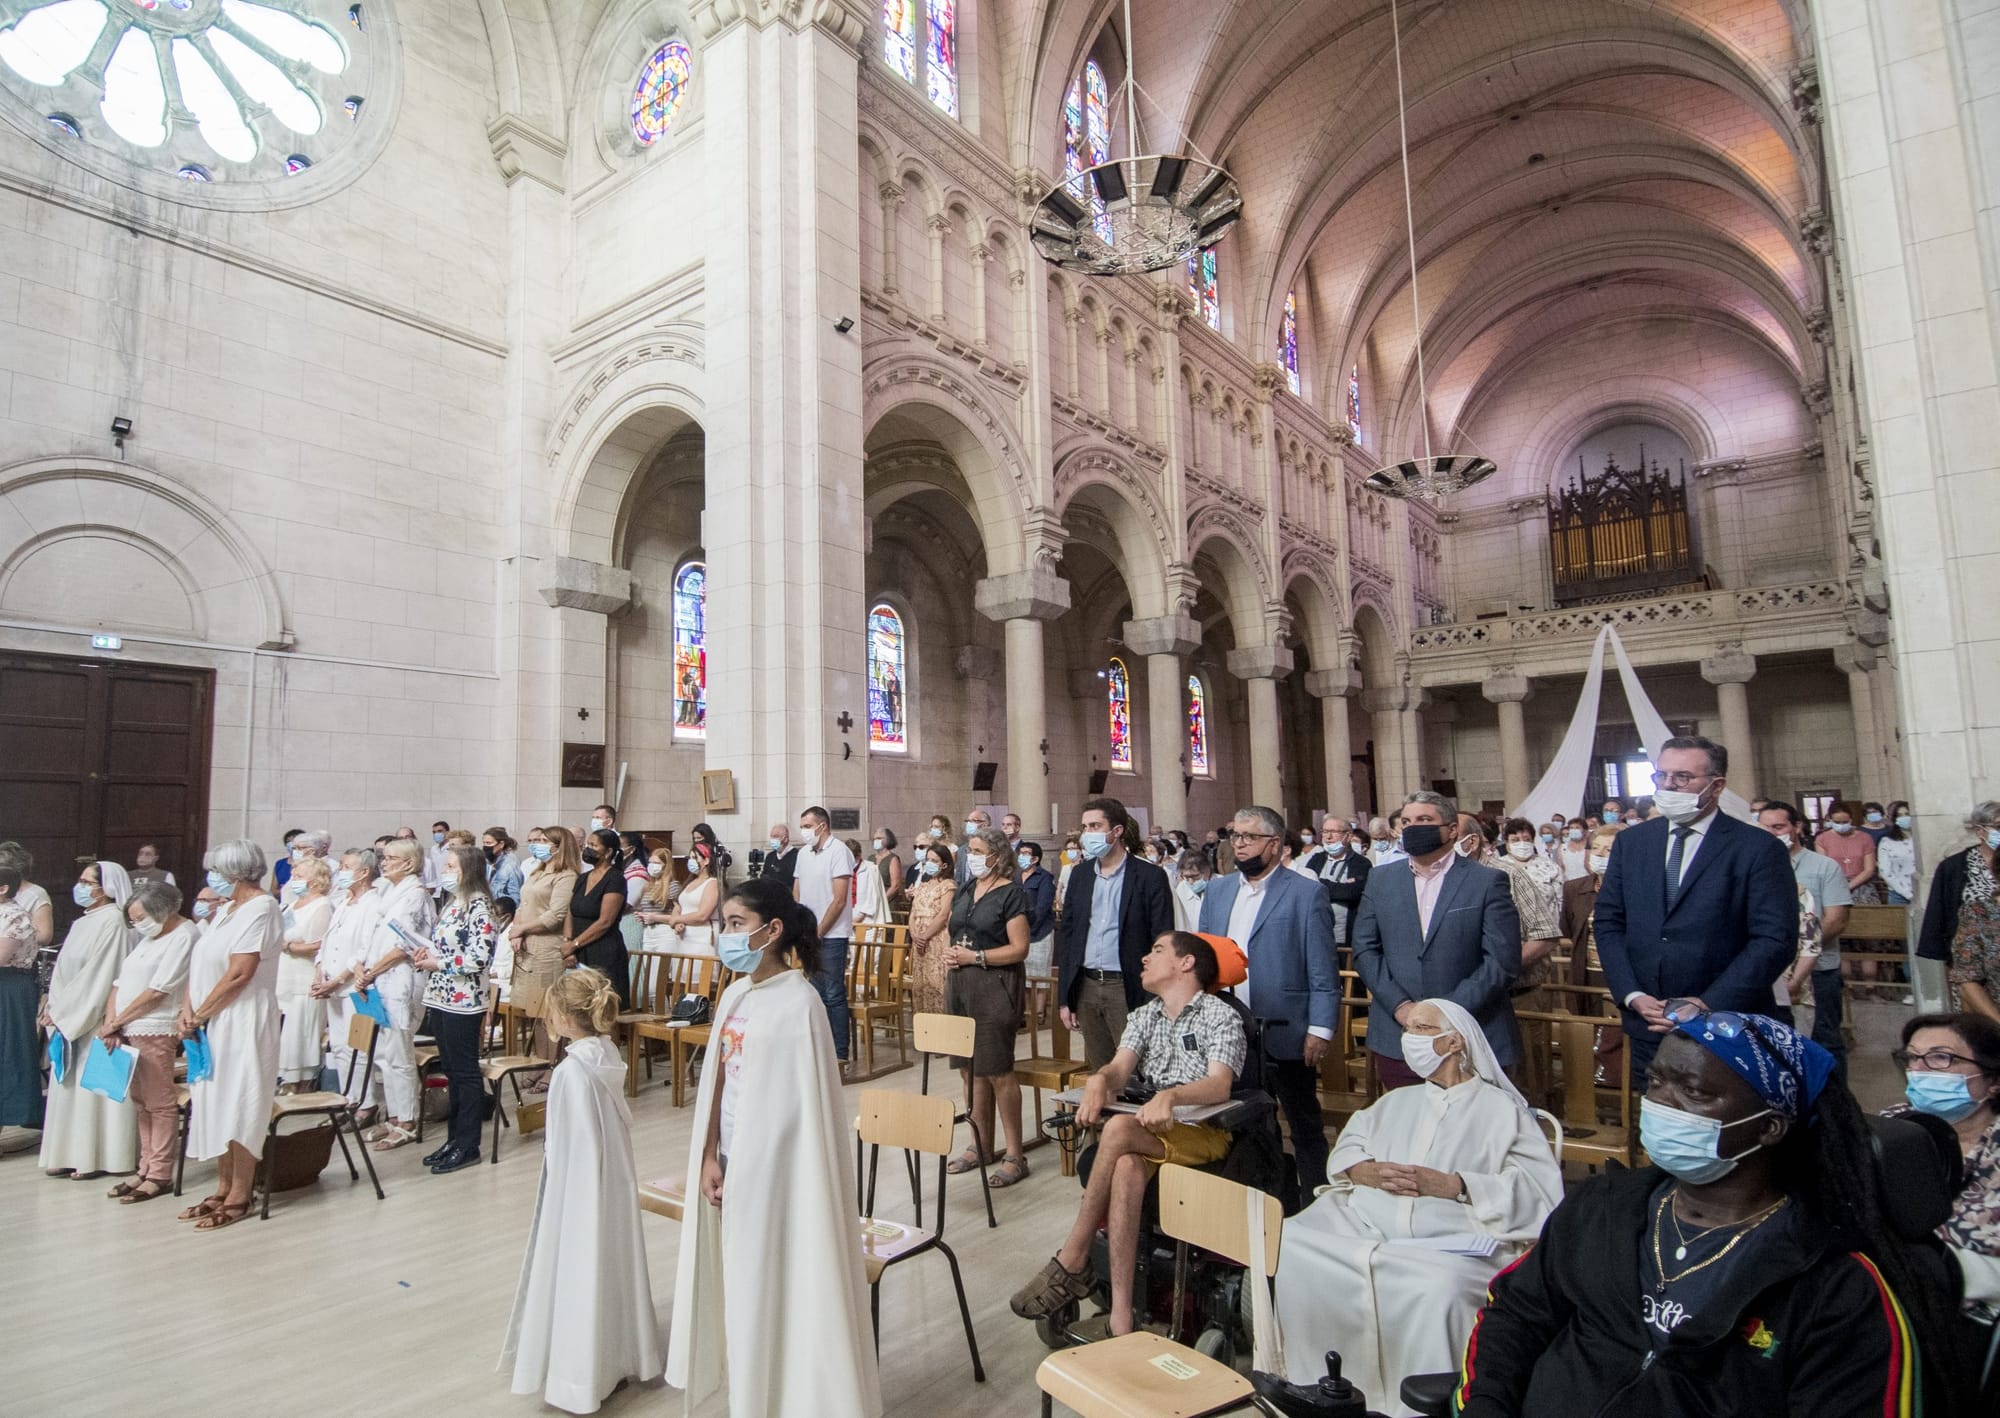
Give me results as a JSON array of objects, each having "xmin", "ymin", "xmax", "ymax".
[
  {"xmin": 131, "ymin": 916, "xmax": 162, "ymax": 941},
  {"xmin": 1400, "ymin": 1030, "xmax": 1457, "ymax": 1079},
  {"xmin": 647, "ymin": 862, "xmax": 664, "ymax": 878},
  {"xmin": 966, "ymin": 852, "xmax": 989, "ymax": 876},
  {"xmin": 965, "ymin": 820, "xmax": 982, "ymax": 838},
  {"xmin": 440, "ymin": 873, "xmax": 460, "ymax": 894},
  {"xmin": 1588, "ymin": 853, "xmax": 1610, "ymax": 874},
  {"xmin": 1653, "ymin": 787, "xmax": 1707, "ymax": 825},
  {"xmin": 1506, "ymin": 841, "xmax": 1537, "ymax": 860},
  {"xmin": 1456, "ymin": 838, "xmax": 1480, "ymax": 857},
  {"xmin": 872, "ymin": 838, "xmax": 884, "ymax": 852}
]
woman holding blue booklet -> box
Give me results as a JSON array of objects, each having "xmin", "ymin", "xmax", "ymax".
[
  {"xmin": 38, "ymin": 859, "xmax": 136, "ymax": 1180},
  {"xmin": 97, "ymin": 880, "xmax": 197, "ymax": 1203}
]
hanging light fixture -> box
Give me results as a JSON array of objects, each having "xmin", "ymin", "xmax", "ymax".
[
  {"xmin": 1360, "ymin": 0, "xmax": 1497, "ymax": 503},
  {"xmin": 1031, "ymin": 0, "xmax": 1241, "ymax": 276}
]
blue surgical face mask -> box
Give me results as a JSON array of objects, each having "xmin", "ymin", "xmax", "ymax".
[
  {"xmin": 440, "ymin": 874, "xmax": 460, "ymax": 894},
  {"xmin": 920, "ymin": 860, "xmax": 941, "ymax": 879},
  {"xmin": 718, "ymin": 924, "xmax": 767, "ymax": 975},
  {"xmin": 1603, "ymin": 809, "xmax": 1620, "ymax": 824},
  {"xmin": 334, "ymin": 869, "xmax": 355, "ymax": 892},
  {"xmin": 1864, "ymin": 812, "xmax": 1884, "ymax": 827},
  {"xmin": 1987, "ymin": 828, "xmax": 2000, "ymax": 851},
  {"xmin": 1324, "ymin": 840, "xmax": 1347, "ymax": 855},
  {"xmin": 1832, "ymin": 822, "xmax": 1854, "ymax": 834},
  {"xmin": 1016, "ymin": 851, "xmax": 1033, "ymax": 871},
  {"xmin": 72, "ymin": 882, "xmax": 97, "ymax": 908},
  {"xmin": 193, "ymin": 899, "xmax": 212, "ymax": 920},
  {"xmin": 768, "ymin": 836, "xmax": 784, "ymax": 853},
  {"xmin": 284, "ymin": 877, "xmax": 306, "ymax": 898},
  {"xmin": 1079, "ymin": 831, "xmax": 1110, "ymax": 860},
  {"xmin": 1906, "ymin": 1071, "xmax": 1981, "ymax": 1122},
  {"xmin": 205, "ymin": 869, "xmax": 229, "ymax": 894},
  {"xmin": 1188, "ymin": 879, "xmax": 1207, "ymax": 896},
  {"xmin": 1895, "ymin": 815, "xmax": 1913, "ymax": 831},
  {"xmin": 529, "ymin": 842, "xmax": 552, "ymax": 861},
  {"xmin": 1638, "ymin": 1096, "xmax": 1771, "ymax": 1185}
]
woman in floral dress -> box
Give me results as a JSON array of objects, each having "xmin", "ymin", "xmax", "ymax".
[{"xmin": 905, "ymin": 842, "xmax": 957, "ymax": 1018}]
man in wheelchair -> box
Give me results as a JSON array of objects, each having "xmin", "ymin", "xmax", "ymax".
[{"xmin": 1010, "ymin": 931, "xmax": 1247, "ymax": 1337}]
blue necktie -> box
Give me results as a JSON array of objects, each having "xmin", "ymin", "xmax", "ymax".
[{"xmin": 1664, "ymin": 826, "xmax": 1694, "ymax": 910}]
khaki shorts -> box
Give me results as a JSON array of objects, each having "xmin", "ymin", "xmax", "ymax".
[{"xmin": 1144, "ymin": 1121, "xmax": 1232, "ymax": 1173}]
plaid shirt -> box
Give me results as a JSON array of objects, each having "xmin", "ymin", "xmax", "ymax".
[{"xmin": 1117, "ymin": 990, "xmax": 1247, "ymax": 1090}]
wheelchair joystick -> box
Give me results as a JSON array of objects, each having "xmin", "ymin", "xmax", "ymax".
[{"xmin": 1250, "ymin": 1349, "xmax": 1378, "ymax": 1418}]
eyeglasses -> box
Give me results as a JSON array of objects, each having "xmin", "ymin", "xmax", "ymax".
[
  {"xmin": 1224, "ymin": 830, "xmax": 1276, "ymax": 843},
  {"xmin": 1654, "ymin": 771, "xmax": 1710, "ymax": 789},
  {"xmin": 1891, "ymin": 1047, "xmax": 1982, "ymax": 1072}
]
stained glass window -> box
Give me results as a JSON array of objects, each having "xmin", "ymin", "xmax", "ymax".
[
  {"xmin": 1064, "ymin": 62, "xmax": 1112, "ymax": 246},
  {"xmin": 672, "ymin": 562, "xmax": 707, "ymax": 741},
  {"xmin": 1107, "ymin": 656, "xmax": 1132, "ymax": 770},
  {"xmin": 882, "ymin": 0, "xmax": 916, "ymax": 81},
  {"xmin": 1280, "ymin": 291, "xmax": 1301, "ymax": 396},
  {"xmin": 1187, "ymin": 249, "xmax": 1219, "ymax": 330},
  {"xmin": 1348, "ymin": 365, "xmax": 1363, "ymax": 444},
  {"xmin": 925, "ymin": 0, "xmax": 956, "ymax": 117},
  {"xmin": 867, "ymin": 603, "xmax": 908, "ymax": 753},
  {"xmin": 1186, "ymin": 675, "xmax": 1209, "ymax": 775},
  {"xmin": 631, "ymin": 39, "xmax": 692, "ymax": 145}
]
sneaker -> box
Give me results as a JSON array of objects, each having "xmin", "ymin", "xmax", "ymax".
[{"xmin": 1010, "ymin": 1254, "xmax": 1095, "ymax": 1319}]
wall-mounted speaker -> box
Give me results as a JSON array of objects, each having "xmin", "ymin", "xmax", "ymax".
[{"xmin": 1087, "ymin": 769, "xmax": 1110, "ymax": 795}]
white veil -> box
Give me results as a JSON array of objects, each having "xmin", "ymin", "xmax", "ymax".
[{"xmin": 1423, "ymin": 997, "xmax": 1530, "ymax": 1111}]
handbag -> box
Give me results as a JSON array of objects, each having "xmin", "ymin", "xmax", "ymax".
[{"xmin": 670, "ymin": 993, "xmax": 712, "ymax": 1027}]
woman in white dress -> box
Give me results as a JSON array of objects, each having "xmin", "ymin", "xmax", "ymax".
[
  {"xmin": 502, "ymin": 966, "xmax": 664, "ymax": 1413},
  {"xmin": 276, "ymin": 856, "xmax": 334, "ymax": 1091},
  {"xmin": 38, "ymin": 860, "xmax": 137, "ymax": 1179},
  {"xmin": 1273, "ymin": 998, "xmax": 1564, "ymax": 1415},
  {"xmin": 352, "ymin": 838, "xmax": 436, "ymax": 1151},
  {"xmin": 632, "ymin": 846, "xmax": 680, "ymax": 955},
  {"xmin": 311, "ymin": 847, "xmax": 385, "ymax": 1117},
  {"xmin": 177, "ymin": 838, "xmax": 284, "ymax": 1231},
  {"xmin": 667, "ymin": 842, "xmax": 720, "ymax": 955}
]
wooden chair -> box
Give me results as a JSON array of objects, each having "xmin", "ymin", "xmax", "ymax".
[
  {"xmin": 848, "ymin": 927, "xmax": 911, "ymax": 1077},
  {"xmin": 854, "ymin": 1090, "xmax": 985, "ymax": 1384},
  {"xmin": 253, "ymin": 1014, "xmax": 386, "ymax": 1219},
  {"xmin": 639, "ymin": 1173, "xmax": 686, "ymax": 1223},
  {"xmin": 1034, "ymin": 1164, "xmax": 1282, "ymax": 1418},
  {"xmin": 1520, "ymin": 1008, "xmax": 1635, "ymax": 1170},
  {"xmin": 662, "ymin": 956, "xmax": 735, "ymax": 1108},
  {"xmin": 479, "ymin": 1050, "xmax": 552, "ymax": 1164},
  {"xmin": 911, "ymin": 1011, "xmax": 997, "ymax": 1227},
  {"xmin": 1841, "ymin": 904, "xmax": 1912, "ymax": 1000},
  {"xmin": 612, "ymin": 949, "xmax": 673, "ymax": 1096}
]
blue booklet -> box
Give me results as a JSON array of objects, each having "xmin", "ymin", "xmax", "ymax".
[
  {"xmin": 183, "ymin": 1029, "xmax": 214, "ymax": 1085},
  {"xmin": 350, "ymin": 985, "xmax": 392, "ymax": 1028},
  {"xmin": 80, "ymin": 1039, "xmax": 139, "ymax": 1104},
  {"xmin": 48, "ymin": 1031, "xmax": 67, "ymax": 1084}
]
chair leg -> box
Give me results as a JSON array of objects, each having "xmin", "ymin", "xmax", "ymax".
[
  {"xmin": 258, "ymin": 1125, "xmax": 277, "ymax": 1220},
  {"xmin": 490, "ymin": 1080, "xmax": 504, "ymax": 1164},
  {"xmin": 870, "ymin": 1280, "xmax": 882, "ymax": 1356},
  {"xmin": 352, "ymin": 1111, "xmax": 386, "ymax": 1200},
  {"xmin": 329, "ymin": 1113, "xmax": 360, "ymax": 1181},
  {"xmin": 905, "ymin": 1148, "xmax": 922, "ymax": 1230},
  {"xmin": 173, "ymin": 1105, "xmax": 189, "ymax": 1197},
  {"xmin": 1041, "ymin": 1395, "xmax": 1052, "ymax": 1418},
  {"xmin": 937, "ymin": 1239, "xmax": 986, "ymax": 1382},
  {"xmin": 965, "ymin": 1113, "xmax": 996, "ymax": 1229}
]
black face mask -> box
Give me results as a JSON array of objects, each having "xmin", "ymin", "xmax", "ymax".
[
  {"xmin": 581, "ymin": 849, "xmax": 601, "ymax": 867},
  {"xmin": 483, "ymin": 845, "xmax": 497, "ymax": 861},
  {"xmin": 1235, "ymin": 852, "xmax": 1271, "ymax": 879},
  {"xmin": 1401, "ymin": 824, "xmax": 1446, "ymax": 857}
]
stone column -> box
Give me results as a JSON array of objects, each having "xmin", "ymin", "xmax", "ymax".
[
  {"xmin": 1835, "ymin": 642, "xmax": 1885, "ymax": 801},
  {"xmin": 1306, "ymin": 666, "xmax": 1362, "ymax": 819},
  {"xmin": 976, "ymin": 568, "xmax": 1071, "ymax": 836},
  {"xmin": 1228, "ymin": 645, "xmax": 1295, "ymax": 809},
  {"xmin": 537, "ymin": 558, "xmax": 634, "ymax": 816},
  {"xmin": 876, "ymin": 181, "xmax": 903, "ymax": 296},
  {"xmin": 1482, "ymin": 668, "xmax": 1535, "ymax": 809},
  {"xmin": 1125, "ymin": 614, "xmax": 1202, "ymax": 833},
  {"xmin": 968, "ymin": 242, "xmax": 991, "ymax": 347},
  {"xmin": 1700, "ymin": 646, "xmax": 1758, "ymax": 801}
]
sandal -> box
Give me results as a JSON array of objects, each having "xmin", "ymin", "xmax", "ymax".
[
  {"xmin": 107, "ymin": 1179, "xmax": 140, "ymax": 1199},
  {"xmin": 371, "ymin": 1124, "xmax": 418, "ymax": 1152},
  {"xmin": 178, "ymin": 1195, "xmax": 225, "ymax": 1222},
  {"xmin": 120, "ymin": 1179, "xmax": 169, "ymax": 1205},
  {"xmin": 195, "ymin": 1201, "xmax": 251, "ymax": 1232},
  {"xmin": 1009, "ymin": 1254, "xmax": 1096, "ymax": 1319},
  {"xmin": 946, "ymin": 1147, "xmax": 994, "ymax": 1176},
  {"xmin": 987, "ymin": 1154, "xmax": 1030, "ymax": 1189}
]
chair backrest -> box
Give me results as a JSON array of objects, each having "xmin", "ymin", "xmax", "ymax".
[
  {"xmin": 1554, "ymin": 1017, "xmax": 1603, "ymax": 1127},
  {"xmin": 1843, "ymin": 904, "xmax": 1910, "ymax": 943},
  {"xmin": 856, "ymin": 1089, "xmax": 956, "ymax": 1157},
  {"xmin": 1158, "ymin": 1163, "xmax": 1282, "ymax": 1276},
  {"xmin": 912, "ymin": 1010, "xmax": 974, "ymax": 1057},
  {"xmin": 347, "ymin": 1013, "xmax": 379, "ymax": 1051},
  {"xmin": 1532, "ymin": 1108, "xmax": 1564, "ymax": 1166}
]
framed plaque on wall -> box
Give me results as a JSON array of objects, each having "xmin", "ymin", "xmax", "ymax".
[{"xmin": 561, "ymin": 742, "xmax": 607, "ymax": 789}]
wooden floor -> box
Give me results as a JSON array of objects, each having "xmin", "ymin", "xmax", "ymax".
[{"xmin": 0, "ymin": 997, "xmax": 1910, "ymax": 1418}]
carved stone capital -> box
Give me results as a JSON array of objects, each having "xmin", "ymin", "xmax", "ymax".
[
  {"xmin": 1330, "ymin": 425, "xmax": 1357, "ymax": 449},
  {"xmin": 878, "ymin": 180, "xmax": 905, "ymax": 206},
  {"xmin": 925, "ymin": 212, "xmax": 952, "ymax": 239},
  {"xmin": 1700, "ymin": 645, "xmax": 1757, "ymax": 687},
  {"xmin": 1123, "ymin": 614, "xmax": 1201, "ymax": 658},
  {"xmin": 1360, "ymin": 685, "xmax": 1413, "ymax": 716},
  {"xmin": 1801, "ymin": 380, "xmax": 1832, "ymax": 418},
  {"xmin": 1790, "ymin": 60, "xmax": 1821, "ymax": 126},
  {"xmin": 539, "ymin": 557, "xmax": 632, "ymax": 616},
  {"xmin": 1800, "ymin": 207, "xmax": 1833, "ymax": 256},
  {"xmin": 1155, "ymin": 283, "xmax": 1194, "ymax": 324},
  {"xmin": 975, "ymin": 568, "xmax": 1071, "ymax": 623},
  {"xmin": 692, "ymin": 0, "xmax": 872, "ymax": 50},
  {"xmin": 1305, "ymin": 667, "xmax": 1363, "ymax": 700},
  {"xmin": 1481, "ymin": 669, "xmax": 1533, "ymax": 705},
  {"xmin": 1833, "ymin": 642, "xmax": 1878, "ymax": 676},
  {"xmin": 970, "ymin": 243, "xmax": 992, "ymax": 265},
  {"xmin": 1226, "ymin": 645, "xmax": 1295, "ymax": 682},
  {"xmin": 487, "ymin": 114, "xmax": 566, "ymax": 192},
  {"xmin": 1251, "ymin": 362, "xmax": 1290, "ymax": 400}
]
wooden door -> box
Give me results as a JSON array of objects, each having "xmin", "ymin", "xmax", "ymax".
[{"xmin": 0, "ymin": 651, "xmax": 213, "ymax": 933}]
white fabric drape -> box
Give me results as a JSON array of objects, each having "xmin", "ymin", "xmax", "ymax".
[{"xmin": 1512, "ymin": 623, "xmax": 1751, "ymax": 823}]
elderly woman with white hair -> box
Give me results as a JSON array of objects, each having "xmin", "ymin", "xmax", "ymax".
[
  {"xmin": 177, "ymin": 838, "xmax": 284, "ymax": 1231},
  {"xmin": 38, "ymin": 858, "xmax": 138, "ymax": 1179},
  {"xmin": 1272, "ymin": 998, "xmax": 1564, "ymax": 1413},
  {"xmin": 276, "ymin": 854, "xmax": 334, "ymax": 1092},
  {"xmin": 311, "ymin": 847, "xmax": 385, "ymax": 1118},
  {"xmin": 351, "ymin": 836, "xmax": 436, "ymax": 1151},
  {"xmin": 96, "ymin": 879, "xmax": 197, "ymax": 1204}
]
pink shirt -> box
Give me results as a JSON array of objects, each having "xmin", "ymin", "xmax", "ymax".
[
  {"xmin": 1411, "ymin": 852, "xmax": 1456, "ymax": 936},
  {"xmin": 1814, "ymin": 828, "xmax": 1874, "ymax": 884}
]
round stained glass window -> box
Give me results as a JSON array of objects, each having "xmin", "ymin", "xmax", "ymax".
[{"xmin": 630, "ymin": 39, "xmax": 692, "ymax": 146}]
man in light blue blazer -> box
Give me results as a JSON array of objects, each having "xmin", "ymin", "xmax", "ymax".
[
  {"xmin": 1350, "ymin": 791, "xmax": 1522, "ymax": 1088},
  {"xmin": 1199, "ymin": 804, "xmax": 1340, "ymax": 1193}
]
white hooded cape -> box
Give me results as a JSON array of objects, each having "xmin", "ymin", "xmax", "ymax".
[
  {"xmin": 1273, "ymin": 999, "xmax": 1563, "ymax": 1414},
  {"xmin": 39, "ymin": 905, "xmax": 137, "ymax": 1174},
  {"xmin": 501, "ymin": 1034, "xmax": 664, "ymax": 1414},
  {"xmin": 665, "ymin": 968, "xmax": 881, "ymax": 1418}
]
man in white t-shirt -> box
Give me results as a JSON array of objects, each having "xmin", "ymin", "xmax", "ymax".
[{"xmin": 793, "ymin": 805, "xmax": 857, "ymax": 1067}]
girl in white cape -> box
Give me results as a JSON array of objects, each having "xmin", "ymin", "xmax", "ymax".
[
  {"xmin": 502, "ymin": 966, "xmax": 664, "ymax": 1413},
  {"xmin": 1273, "ymin": 998, "xmax": 1564, "ymax": 1415},
  {"xmin": 667, "ymin": 877, "xmax": 881, "ymax": 1418}
]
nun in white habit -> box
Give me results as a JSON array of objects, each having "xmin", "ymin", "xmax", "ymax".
[
  {"xmin": 502, "ymin": 966, "xmax": 663, "ymax": 1413},
  {"xmin": 1273, "ymin": 998, "xmax": 1563, "ymax": 1414},
  {"xmin": 667, "ymin": 881, "xmax": 880, "ymax": 1418},
  {"xmin": 38, "ymin": 860, "xmax": 137, "ymax": 1177}
]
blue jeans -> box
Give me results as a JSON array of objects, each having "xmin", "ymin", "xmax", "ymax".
[
  {"xmin": 1887, "ymin": 890, "xmax": 1910, "ymax": 906},
  {"xmin": 815, "ymin": 937, "xmax": 851, "ymax": 1061},
  {"xmin": 1810, "ymin": 967, "xmax": 1847, "ymax": 1079}
]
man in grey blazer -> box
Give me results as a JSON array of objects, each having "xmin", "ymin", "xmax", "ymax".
[
  {"xmin": 1350, "ymin": 791, "xmax": 1522, "ymax": 1089},
  {"xmin": 1199, "ymin": 804, "xmax": 1340, "ymax": 1193}
]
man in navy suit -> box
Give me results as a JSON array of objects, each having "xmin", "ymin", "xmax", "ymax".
[
  {"xmin": 1350, "ymin": 792, "xmax": 1522, "ymax": 1089},
  {"xmin": 1199, "ymin": 805, "xmax": 1340, "ymax": 1192},
  {"xmin": 1592, "ymin": 735, "xmax": 1796, "ymax": 1079}
]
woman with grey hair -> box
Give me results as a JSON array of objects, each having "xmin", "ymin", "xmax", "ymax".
[
  {"xmin": 38, "ymin": 859, "xmax": 136, "ymax": 1178},
  {"xmin": 177, "ymin": 838, "xmax": 283, "ymax": 1231},
  {"xmin": 352, "ymin": 837, "xmax": 435, "ymax": 1150},
  {"xmin": 312, "ymin": 847, "xmax": 385, "ymax": 1118},
  {"xmin": 97, "ymin": 880, "xmax": 197, "ymax": 1203},
  {"xmin": 1919, "ymin": 801, "xmax": 2000, "ymax": 1024}
]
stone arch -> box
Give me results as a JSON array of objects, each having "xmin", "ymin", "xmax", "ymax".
[
  {"xmin": 862, "ymin": 356, "xmax": 1032, "ymax": 571},
  {"xmin": 1188, "ymin": 517, "xmax": 1272, "ymax": 648},
  {"xmin": 1351, "ymin": 598, "xmax": 1399, "ymax": 687},
  {"xmin": 0, "ymin": 457, "xmax": 287, "ymax": 649},
  {"xmin": 1282, "ymin": 563, "xmax": 1344, "ymax": 668},
  {"xmin": 1052, "ymin": 444, "xmax": 1173, "ymax": 617},
  {"xmin": 1508, "ymin": 378, "xmax": 1732, "ymax": 492}
]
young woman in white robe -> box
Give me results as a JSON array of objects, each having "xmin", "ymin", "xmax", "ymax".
[
  {"xmin": 502, "ymin": 966, "xmax": 664, "ymax": 1414},
  {"xmin": 667, "ymin": 877, "xmax": 881, "ymax": 1418},
  {"xmin": 1273, "ymin": 998, "xmax": 1564, "ymax": 1415},
  {"xmin": 178, "ymin": 839, "xmax": 284, "ymax": 1231},
  {"xmin": 38, "ymin": 860, "xmax": 137, "ymax": 1177}
]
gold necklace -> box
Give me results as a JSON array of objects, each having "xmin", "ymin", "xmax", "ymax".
[
  {"xmin": 1650, "ymin": 1192, "xmax": 1787, "ymax": 1292},
  {"xmin": 1666, "ymin": 1190, "xmax": 1787, "ymax": 1261}
]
